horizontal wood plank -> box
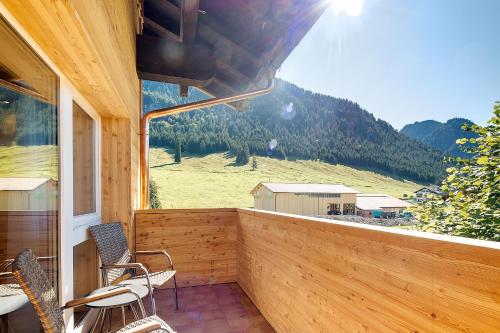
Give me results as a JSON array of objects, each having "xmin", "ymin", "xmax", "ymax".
[
  {"xmin": 134, "ymin": 208, "xmax": 500, "ymax": 331},
  {"xmin": 236, "ymin": 208, "xmax": 500, "ymax": 333},
  {"xmin": 135, "ymin": 209, "xmax": 238, "ymax": 287}
]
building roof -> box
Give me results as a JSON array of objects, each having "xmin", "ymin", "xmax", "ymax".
[
  {"xmin": 138, "ymin": 0, "xmax": 328, "ymax": 108},
  {"xmin": 356, "ymin": 194, "xmax": 412, "ymax": 211},
  {"xmin": 0, "ymin": 178, "xmax": 54, "ymax": 191},
  {"xmin": 415, "ymin": 186, "xmax": 446, "ymax": 195},
  {"xmin": 251, "ymin": 183, "xmax": 360, "ymax": 195}
]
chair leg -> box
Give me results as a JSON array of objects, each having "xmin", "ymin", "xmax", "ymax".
[
  {"xmin": 173, "ymin": 275, "xmax": 179, "ymax": 310},
  {"xmin": 121, "ymin": 306, "xmax": 126, "ymax": 327},
  {"xmin": 149, "ymin": 288, "xmax": 157, "ymax": 316},
  {"xmin": 90, "ymin": 309, "xmax": 103, "ymax": 333},
  {"xmin": 99, "ymin": 308, "xmax": 108, "ymax": 333}
]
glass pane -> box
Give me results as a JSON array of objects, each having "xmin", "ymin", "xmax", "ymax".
[
  {"xmin": 72, "ymin": 102, "xmax": 95, "ymax": 216},
  {"xmin": 0, "ymin": 15, "xmax": 59, "ymax": 331}
]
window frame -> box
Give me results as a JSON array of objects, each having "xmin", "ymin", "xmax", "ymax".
[{"xmin": 70, "ymin": 97, "xmax": 101, "ymax": 233}]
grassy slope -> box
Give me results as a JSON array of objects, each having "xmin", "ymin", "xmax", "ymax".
[
  {"xmin": 149, "ymin": 147, "xmax": 423, "ymax": 208},
  {"xmin": 0, "ymin": 145, "xmax": 58, "ymax": 179}
]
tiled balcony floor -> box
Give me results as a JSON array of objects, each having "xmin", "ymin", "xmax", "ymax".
[{"xmin": 112, "ymin": 283, "xmax": 275, "ymax": 333}]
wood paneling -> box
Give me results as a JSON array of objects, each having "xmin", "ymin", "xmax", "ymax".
[
  {"xmin": 135, "ymin": 209, "xmax": 238, "ymax": 287},
  {"xmin": 102, "ymin": 118, "xmax": 134, "ymax": 247},
  {"xmin": 0, "ymin": 211, "xmax": 57, "ymax": 261},
  {"xmin": 237, "ymin": 208, "xmax": 500, "ymax": 333},
  {"xmin": 73, "ymin": 239, "xmax": 98, "ymax": 300},
  {"xmin": 73, "ymin": 102, "xmax": 95, "ymax": 216},
  {"xmin": 1, "ymin": 0, "xmax": 139, "ymax": 118}
]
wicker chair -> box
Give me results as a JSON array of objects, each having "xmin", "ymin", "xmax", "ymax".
[
  {"xmin": 89, "ymin": 223, "xmax": 178, "ymax": 314},
  {"xmin": 11, "ymin": 249, "xmax": 175, "ymax": 333}
]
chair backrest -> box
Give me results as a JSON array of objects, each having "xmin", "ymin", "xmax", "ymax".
[
  {"xmin": 12, "ymin": 249, "xmax": 64, "ymax": 333},
  {"xmin": 89, "ymin": 222, "xmax": 131, "ymax": 285}
]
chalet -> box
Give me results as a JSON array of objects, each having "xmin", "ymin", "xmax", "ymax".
[
  {"xmin": 356, "ymin": 193, "xmax": 412, "ymax": 218},
  {"xmin": 0, "ymin": 178, "xmax": 57, "ymax": 211},
  {"xmin": 414, "ymin": 185, "xmax": 447, "ymax": 202},
  {"xmin": 251, "ymin": 182, "xmax": 359, "ymax": 216},
  {"xmin": 0, "ymin": 1, "xmax": 498, "ymax": 332}
]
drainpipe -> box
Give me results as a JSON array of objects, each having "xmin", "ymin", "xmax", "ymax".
[{"xmin": 140, "ymin": 80, "xmax": 274, "ymax": 209}]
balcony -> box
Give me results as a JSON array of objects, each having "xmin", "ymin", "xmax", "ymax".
[{"xmin": 134, "ymin": 208, "xmax": 500, "ymax": 332}]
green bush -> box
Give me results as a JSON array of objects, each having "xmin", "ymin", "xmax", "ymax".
[{"xmin": 412, "ymin": 103, "xmax": 499, "ymax": 241}]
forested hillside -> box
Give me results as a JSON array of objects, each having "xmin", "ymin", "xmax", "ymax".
[
  {"xmin": 143, "ymin": 80, "xmax": 445, "ymax": 183},
  {"xmin": 401, "ymin": 118, "xmax": 477, "ymax": 157}
]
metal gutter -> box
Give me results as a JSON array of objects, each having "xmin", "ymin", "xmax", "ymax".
[{"xmin": 140, "ymin": 80, "xmax": 274, "ymax": 208}]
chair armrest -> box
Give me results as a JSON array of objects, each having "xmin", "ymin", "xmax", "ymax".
[
  {"xmin": 135, "ymin": 250, "xmax": 174, "ymax": 269},
  {"xmin": 101, "ymin": 263, "xmax": 154, "ymax": 295},
  {"xmin": 101, "ymin": 263, "xmax": 146, "ymax": 270},
  {"xmin": 63, "ymin": 286, "xmax": 134, "ymax": 309},
  {"xmin": 122, "ymin": 322, "xmax": 162, "ymax": 333},
  {"xmin": 0, "ymin": 271, "xmax": 13, "ymax": 281}
]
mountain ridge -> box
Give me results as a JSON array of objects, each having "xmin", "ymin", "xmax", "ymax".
[
  {"xmin": 143, "ymin": 79, "xmax": 445, "ymax": 183},
  {"xmin": 401, "ymin": 118, "xmax": 476, "ymax": 157}
]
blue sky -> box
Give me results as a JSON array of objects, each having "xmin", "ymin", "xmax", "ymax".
[{"xmin": 277, "ymin": 0, "xmax": 500, "ymax": 129}]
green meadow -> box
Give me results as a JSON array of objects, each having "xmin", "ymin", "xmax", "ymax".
[
  {"xmin": 149, "ymin": 147, "xmax": 423, "ymax": 209},
  {"xmin": 0, "ymin": 145, "xmax": 58, "ymax": 179}
]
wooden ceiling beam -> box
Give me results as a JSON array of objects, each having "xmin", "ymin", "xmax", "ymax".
[
  {"xmin": 180, "ymin": 0, "xmax": 199, "ymax": 42},
  {"xmin": 144, "ymin": 17, "xmax": 181, "ymax": 42},
  {"xmin": 147, "ymin": 0, "xmax": 180, "ymax": 22},
  {"xmin": 179, "ymin": 0, "xmax": 199, "ymax": 96}
]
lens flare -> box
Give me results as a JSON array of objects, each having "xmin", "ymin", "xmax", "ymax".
[
  {"xmin": 329, "ymin": 0, "xmax": 364, "ymax": 17},
  {"xmin": 280, "ymin": 102, "xmax": 296, "ymax": 120},
  {"xmin": 269, "ymin": 139, "xmax": 278, "ymax": 150}
]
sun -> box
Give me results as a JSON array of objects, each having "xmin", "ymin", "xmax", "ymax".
[{"xmin": 329, "ymin": 0, "xmax": 365, "ymax": 17}]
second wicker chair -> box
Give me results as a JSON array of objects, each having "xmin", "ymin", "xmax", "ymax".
[{"xmin": 89, "ymin": 222, "xmax": 179, "ymax": 314}]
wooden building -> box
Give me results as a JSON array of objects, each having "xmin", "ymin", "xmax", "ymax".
[
  {"xmin": 251, "ymin": 182, "xmax": 359, "ymax": 216},
  {"xmin": 0, "ymin": 178, "xmax": 57, "ymax": 211},
  {"xmin": 356, "ymin": 193, "xmax": 412, "ymax": 218},
  {"xmin": 414, "ymin": 185, "xmax": 447, "ymax": 202}
]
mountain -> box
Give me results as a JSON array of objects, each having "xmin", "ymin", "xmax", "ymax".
[
  {"xmin": 401, "ymin": 118, "xmax": 476, "ymax": 157},
  {"xmin": 143, "ymin": 79, "xmax": 445, "ymax": 183}
]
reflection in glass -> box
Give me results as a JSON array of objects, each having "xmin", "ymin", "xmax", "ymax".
[
  {"xmin": 73, "ymin": 102, "xmax": 95, "ymax": 216},
  {"xmin": 0, "ymin": 15, "xmax": 58, "ymax": 332}
]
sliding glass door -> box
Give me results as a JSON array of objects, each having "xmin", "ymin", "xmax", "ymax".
[{"xmin": 0, "ymin": 15, "xmax": 59, "ymax": 332}]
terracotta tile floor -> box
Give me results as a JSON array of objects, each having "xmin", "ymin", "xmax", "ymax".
[{"xmin": 112, "ymin": 283, "xmax": 275, "ymax": 333}]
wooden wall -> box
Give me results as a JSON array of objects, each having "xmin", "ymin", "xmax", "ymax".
[
  {"xmin": 73, "ymin": 239, "xmax": 99, "ymax": 300},
  {"xmin": 102, "ymin": 118, "xmax": 135, "ymax": 247},
  {"xmin": 0, "ymin": 211, "xmax": 57, "ymax": 262},
  {"xmin": 1, "ymin": 0, "xmax": 140, "ymax": 119},
  {"xmin": 135, "ymin": 209, "xmax": 238, "ymax": 287},
  {"xmin": 273, "ymin": 192, "xmax": 358, "ymax": 216},
  {"xmin": 237, "ymin": 208, "xmax": 500, "ymax": 333}
]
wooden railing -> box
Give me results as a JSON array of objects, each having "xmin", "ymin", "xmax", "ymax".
[
  {"xmin": 135, "ymin": 208, "xmax": 500, "ymax": 332},
  {"xmin": 135, "ymin": 208, "xmax": 238, "ymax": 287}
]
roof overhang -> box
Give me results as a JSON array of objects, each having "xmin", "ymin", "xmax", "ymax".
[{"xmin": 136, "ymin": 0, "xmax": 329, "ymax": 108}]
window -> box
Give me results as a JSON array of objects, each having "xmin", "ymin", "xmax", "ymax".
[
  {"xmin": 72, "ymin": 102, "xmax": 95, "ymax": 215},
  {"xmin": 343, "ymin": 203, "xmax": 356, "ymax": 215},
  {"xmin": 0, "ymin": 14, "xmax": 59, "ymax": 330},
  {"xmin": 327, "ymin": 203, "xmax": 341, "ymax": 215}
]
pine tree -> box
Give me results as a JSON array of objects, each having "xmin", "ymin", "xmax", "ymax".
[
  {"xmin": 149, "ymin": 179, "xmax": 162, "ymax": 209},
  {"xmin": 174, "ymin": 139, "xmax": 181, "ymax": 163},
  {"xmin": 252, "ymin": 154, "xmax": 258, "ymax": 171},
  {"xmin": 236, "ymin": 144, "xmax": 250, "ymax": 164}
]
